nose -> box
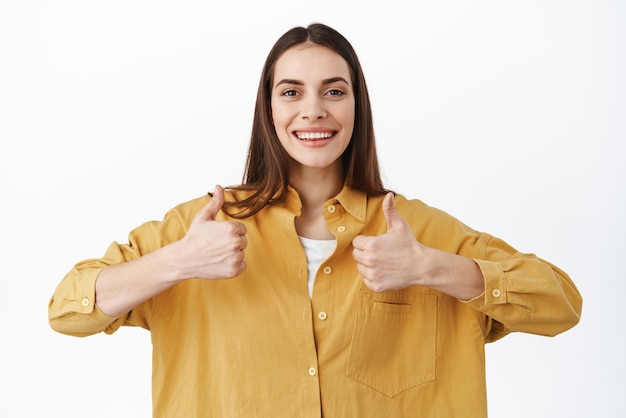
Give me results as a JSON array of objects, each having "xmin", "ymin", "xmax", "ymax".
[{"xmin": 301, "ymin": 95, "xmax": 327, "ymax": 120}]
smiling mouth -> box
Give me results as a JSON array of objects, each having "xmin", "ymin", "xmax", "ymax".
[{"xmin": 294, "ymin": 131, "xmax": 336, "ymax": 140}]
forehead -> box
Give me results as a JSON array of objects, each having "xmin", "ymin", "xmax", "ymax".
[{"xmin": 273, "ymin": 43, "xmax": 351, "ymax": 84}]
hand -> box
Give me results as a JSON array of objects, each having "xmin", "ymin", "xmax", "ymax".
[
  {"xmin": 172, "ymin": 185, "xmax": 248, "ymax": 280},
  {"xmin": 352, "ymin": 192, "xmax": 423, "ymax": 292}
]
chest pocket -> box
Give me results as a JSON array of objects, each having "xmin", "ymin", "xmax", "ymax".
[{"xmin": 347, "ymin": 288, "xmax": 437, "ymax": 397}]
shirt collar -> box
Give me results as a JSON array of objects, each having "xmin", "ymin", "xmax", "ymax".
[
  {"xmin": 333, "ymin": 185, "xmax": 367, "ymax": 223},
  {"xmin": 277, "ymin": 184, "xmax": 367, "ymax": 223}
]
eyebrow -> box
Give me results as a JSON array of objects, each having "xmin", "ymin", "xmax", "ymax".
[{"xmin": 274, "ymin": 77, "xmax": 351, "ymax": 88}]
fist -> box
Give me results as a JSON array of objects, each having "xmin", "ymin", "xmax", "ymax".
[
  {"xmin": 175, "ymin": 185, "xmax": 248, "ymax": 280},
  {"xmin": 352, "ymin": 192, "xmax": 421, "ymax": 292}
]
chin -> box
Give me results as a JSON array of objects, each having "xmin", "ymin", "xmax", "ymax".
[{"xmin": 291, "ymin": 157, "xmax": 343, "ymax": 173}]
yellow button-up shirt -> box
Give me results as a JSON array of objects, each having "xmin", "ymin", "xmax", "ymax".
[{"xmin": 49, "ymin": 186, "xmax": 582, "ymax": 418}]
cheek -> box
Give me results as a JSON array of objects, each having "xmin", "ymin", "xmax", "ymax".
[
  {"xmin": 270, "ymin": 103, "xmax": 290, "ymax": 131},
  {"xmin": 272, "ymin": 115, "xmax": 289, "ymax": 140},
  {"xmin": 271, "ymin": 110, "xmax": 291, "ymax": 145},
  {"xmin": 336, "ymin": 99, "xmax": 355, "ymax": 121},
  {"xmin": 338, "ymin": 105, "xmax": 356, "ymax": 133}
]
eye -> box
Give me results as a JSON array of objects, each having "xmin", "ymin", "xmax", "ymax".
[
  {"xmin": 325, "ymin": 89, "xmax": 345, "ymax": 96},
  {"xmin": 281, "ymin": 89, "xmax": 299, "ymax": 97}
]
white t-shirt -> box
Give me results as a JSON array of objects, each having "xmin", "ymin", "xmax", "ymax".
[{"xmin": 298, "ymin": 236, "xmax": 337, "ymax": 298}]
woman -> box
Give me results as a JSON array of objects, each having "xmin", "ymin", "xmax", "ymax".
[{"xmin": 49, "ymin": 23, "xmax": 582, "ymax": 417}]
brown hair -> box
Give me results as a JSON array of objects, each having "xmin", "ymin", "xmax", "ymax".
[{"xmin": 224, "ymin": 23, "xmax": 387, "ymax": 218}]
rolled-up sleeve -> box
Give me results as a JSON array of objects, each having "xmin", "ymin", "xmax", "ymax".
[
  {"xmin": 465, "ymin": 235, "xmax": 582, "ymax": 342},
  {"xmin": 48, "ymin": 198, "xmax": 200, "ymax": 337},
  {"xmin": 397, "ymin": 196, "xmax": 582, "ymax": 343},
  {"xmin": 48, "ymin": 263, "xmax": 119, "ymax": 336}
]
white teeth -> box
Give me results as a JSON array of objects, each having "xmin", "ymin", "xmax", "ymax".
[{"xmin": 296, "ymin": 131, "xmax": 333, "ymax": 140}]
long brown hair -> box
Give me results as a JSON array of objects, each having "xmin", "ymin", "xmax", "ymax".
[{"xmin": 224, "ymin": 23, "xmax": 386, "ymax": 218}]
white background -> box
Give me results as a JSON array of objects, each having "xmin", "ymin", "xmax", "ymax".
[{"xmin": 1, "ymin": 1, "xmax": 624, "ymax": 417}]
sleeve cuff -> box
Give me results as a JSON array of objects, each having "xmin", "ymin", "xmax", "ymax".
[
  {"xmin": 49, "ymin": 268, "xmax": 117, "ymax": 323},
  {"xmin": 463, "ymin": 259, "xmax": 508, "ymax": 310}
]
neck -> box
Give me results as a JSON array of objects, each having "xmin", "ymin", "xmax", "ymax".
[
  {"xmin": 289, "ymin": 163, "xmax": 344, "ymax": 210},
  {"xmin": 290, "ymin": 162, "xmax": 343, "ymax": 240}
]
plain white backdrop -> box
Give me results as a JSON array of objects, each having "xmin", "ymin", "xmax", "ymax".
[{"xmin": 1, "ymin": 1, "xmax": 624, "ymax": 416}]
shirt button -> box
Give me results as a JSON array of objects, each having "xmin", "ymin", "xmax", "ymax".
[
  {"xmin": 337, "ymin": 226, "xmax": 346, "ymax": 233},
  {"xmin": 308, "ymin": 367, "xmax": 317, "ymax": 376},
  {"xmin": 492, "ymin": 288, "xmax": 502, "ymax": 298},
  {"xmin": 81, "ymin": 297, "xmax": 90, "ymax": 307},
  {"xmin": 327, "ymin": 205, "xmax": 336, "ymax": 213},
  {"xmin": 318, "ymin": 312, "xmax": 328, "ymax": 320},
  {"xmin": 323, "ymin": 266, "xmax": 332, "ymax": 275}
]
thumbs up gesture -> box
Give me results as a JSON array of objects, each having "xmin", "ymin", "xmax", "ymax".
[
  {"xmin": 352, "ymin": 192, "xmax": 424, "ymax": 292},
  {"xmin": 173, "ymin": 185, "xmax": 248, "ymax": 280}
]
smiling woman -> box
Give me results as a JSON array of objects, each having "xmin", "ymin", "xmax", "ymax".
[
  {"xmin": 270, "ymin": 44, "xmax": 356, "ymax": 240},
  {"xmin": 47, "ymin": 23, "xmax": 582, "ymax": 418},
  {"xmin": 228, "ymin": 24, "xmax": 386, "ymax": 220},
  {"xmin": 271, "ymin": 45, "xmax": 354, "ymax": 184}
]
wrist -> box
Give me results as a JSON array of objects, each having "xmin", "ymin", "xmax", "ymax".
[{"xmin": 158, "ymin": 241, "xmax": 188, "ymax": 285}]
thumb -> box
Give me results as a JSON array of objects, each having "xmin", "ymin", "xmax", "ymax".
[
  {"xmin": 202, "ymin": 185, "xmax": 225, "ymax": 221},
  {"xmin": 382, "ymin": 192, "xmax": 405, "ymax": 233}
]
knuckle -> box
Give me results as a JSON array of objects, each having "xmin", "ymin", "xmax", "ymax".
[
  {"xmin": 363, "ymin": 278, "xmax": 382, "ymax": 293},
  {"xmin": 225, "ymin": 221, "xmax": 246, "ymax": 235},
  {"xmin": 356, "ymin": 262, "xmax": 367, "ymax": 276},
  {"xmin": 371, "ymin": 282, "xmax": 386, "ymax": 293},
  {"xmin": 362, "ymin": 238, "xmax": 379, "ymax": 252},
  {"xmin": 224, "ymin": 263, "xmax": 241, "ymax": 278},
  {"xmin": 361, "ymin": 253, "xmax": 377, "ymax": 267}
]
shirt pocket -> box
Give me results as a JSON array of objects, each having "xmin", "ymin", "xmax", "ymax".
[{"xmin": 346, "ymin": 288, "xmax": 437, "ymax": 397}]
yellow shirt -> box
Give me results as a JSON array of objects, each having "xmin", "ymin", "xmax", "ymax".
[{"xmin": 48, "ymin": 186, "xmax": 582, "ymax": 418}]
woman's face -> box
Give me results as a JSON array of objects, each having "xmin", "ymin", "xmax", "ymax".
[{"xmin": 271, "ymin": 43, "xmax": 355, "ymax": 175}]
